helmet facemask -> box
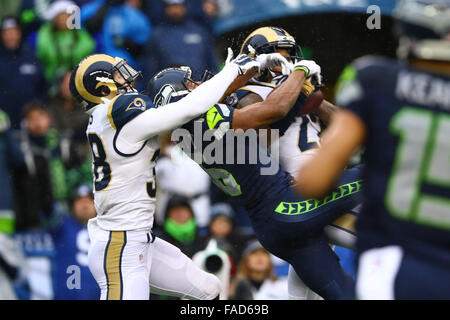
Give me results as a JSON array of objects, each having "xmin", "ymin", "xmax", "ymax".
[
  {"xmin": 255, "ymin": 41, "xmax": 304, "ymax": 65},
  {"xmin": 112, "ymin": 57, "xmax": 143, "ymax": 93},
  {"xmin": 250, "ymin": 41, "xmax": 304, "ymax": 86}
]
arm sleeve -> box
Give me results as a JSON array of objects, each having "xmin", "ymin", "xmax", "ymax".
[{"xmin": 119, "ymin": 63, "xmax": 240, "ymax": 144}]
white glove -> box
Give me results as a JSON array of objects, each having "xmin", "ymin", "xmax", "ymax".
[
  {"xmin": 225, "ymin": 47, "xmax": 260, "ymax": 75},
  {"xmin": 293, "ymin": 60, "xmax": 322, "ymax": 85},
  {"xmin": 256, "ymin": 53, "xmax": 291, "ymax": 73}
]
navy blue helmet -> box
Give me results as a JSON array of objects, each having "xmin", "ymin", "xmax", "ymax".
[
  {"xmin": 146, "ymin": 66, "xmax": 195, "ymax": 107},
  {"xmin": 394, "ymin": 0, "xmax": 450, "ymax": 61}
]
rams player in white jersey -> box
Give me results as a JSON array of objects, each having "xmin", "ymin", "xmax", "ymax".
[
  {"xmin": 230, "ymin": 27, "xmax": 359, "ymax": 300},
  {"xmin": 69, "ymin": 51, "xmax": 269, "ymax": 299}
]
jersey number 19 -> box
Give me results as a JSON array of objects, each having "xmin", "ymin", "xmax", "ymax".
[{"xmin": 385, "ymin": 107, "xmax": 450, "ymax": 230}]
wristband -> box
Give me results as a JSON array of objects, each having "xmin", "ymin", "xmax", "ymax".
[{"xmin": 293, "ymin": 66, "xmax": 309, "ymax": 77}]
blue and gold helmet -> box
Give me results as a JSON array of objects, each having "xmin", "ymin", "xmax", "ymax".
[
  {"xmin": 240, "ymin": 26, "xmax": 303, "ymax": 63},
  {"xmin": 69, "ymin": 54, "xmax": 118, "ymax": 111},
  {"xmin": 240, "ymin": 26, "xmax": 303, "ymax": 85}
]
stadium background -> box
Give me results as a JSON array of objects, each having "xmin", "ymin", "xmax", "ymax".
[{"xmin": 0, "ymin": 0, "xmax": 396, "ymax": 300}]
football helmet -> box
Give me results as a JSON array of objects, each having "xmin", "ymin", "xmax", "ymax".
[
  {"xmin": 239, "ymin": 26, "xmax": 303, "ymax": 85},
  {"xmin": 69, "ymin": 54, "xmax": 118, "ymax": 111},
  {"xmin": 146, "ymin": 66, "xmax": 195, "ymax": 107},
  {"xmin": 70, "ymin": 54, "xmax": 143, "ymax": 111},
  {"xmin": 394, "ymin": 0, "xmax": 450, "ymax": 61},
  {"xmin": 111, "ymin": 56, "xmax": 142, "ymax": 91}
]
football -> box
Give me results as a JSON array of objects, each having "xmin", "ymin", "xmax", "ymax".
[{"xmin": 298, "ymin": 89, "xmax": 325, "ymax": 115}]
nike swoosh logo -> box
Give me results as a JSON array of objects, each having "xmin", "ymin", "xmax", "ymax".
[{"xmin": 211, "ymin": 111, "xmax": 218, "ymax": 124}]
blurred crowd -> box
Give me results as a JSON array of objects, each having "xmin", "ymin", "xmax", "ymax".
[{"xmin": 0, "ymin": 0, "xmax": 298, "ymax": 300}]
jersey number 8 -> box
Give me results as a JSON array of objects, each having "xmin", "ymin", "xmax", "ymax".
[{"xmin": 87, "ymin": 133, "xmax": 112, "ymax": 191}]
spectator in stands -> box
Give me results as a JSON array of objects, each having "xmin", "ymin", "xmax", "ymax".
[
  {"xmin": 155, "ymin": 195, "xmax": 207, "ymax": 259},
  {"xmin": 0, "ymin": 110, "xmax": 24, "ymax": 234},
  {"xmin": 0, "ymin": 1, "xmax": 23, "ymax": 21},
  {"xmin": 46, "ymin": 70, "xmax": 90, "ymax": 161},
  {"xmin": 206, "ymin": 202, "xmax": 251, "ymax": 267},
  {"xmin": 142, "ymin": 0, "xmax": 218, "ymax": 30},
  {"xmin": 201, "ymin": 0, "xmax": 219, "ymax": 20},
  {"xmin": 36, "ymin": 0, "xmax": 95, "ymax": 96},
  {"xmin": 143, "ymin": 0, "xmax": 218, "ymax": 80},
  {"xmin": 228, "ymin": 240, "xmax": 289, "ymax": 300},
  {"xmin": 155, "ymin": 138, "xmax": 211, "ymax": 231},
  {"xmin": 12, "ymin": 103, "xmax": 75, "ymax": 231},
  {"xmin": 0, "ymin": 109, "xmax": 26, "ymax": 300},
  {"xmin": 50, "ymin": 184, "xmax": 100, "ymax": 300},
  {"xmin": 0, "ymin": 16, "xmax": 47, "ymax": 129},
  {"xmin": 17, "ymin": 0, "xmax": 43, "ymax": 39},
  {"xmin": 81, "ymin": 0, "xmax": 151, "ymax": 74},
  {"xmin": 65, "ymin": 155, "xmax": 94, "ymax": 202},
  {"xmin": 189, "ymin": 0, "xmax": 219, "ymax": 31},
  {"xmin": 151, "ymin": 194, "xmax": 209, "ymax": 300},
  {"xmin": 140, "ymin": 0, "xmax": 168, "ymax": 27}
]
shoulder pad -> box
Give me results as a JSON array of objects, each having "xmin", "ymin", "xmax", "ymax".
[
  {"xmin": 352, "ymin": 55, "xmax": 395, "ymax": 70},
  {"xmin": 107, "ymin": 93, "xmax": 155, "ymax": 130},
  {"xmin": 351, "ymin": 55, "xmax": 399, "ymax": 81},
  {"xmin": 336, "ymin": 55, "xmax": 397, "ymax": 94},
  {"xmin": 205, "ymin": 104, "xmax": 233, "ymax": 130}
]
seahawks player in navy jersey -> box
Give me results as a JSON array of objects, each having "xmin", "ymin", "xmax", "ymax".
[
  {"xmin": 230, "ymin": 26, "xmax": 359, "ymax": 300},
  {"xmin": 147, "ymin": 59, "xmax": 363, "ymax": 299},
  {"xmin": 296, "ymin": 0, "xmax": 450, "ymax": 299}
]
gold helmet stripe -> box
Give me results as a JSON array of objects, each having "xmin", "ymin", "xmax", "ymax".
[
  {"xmin": 240, "ymin": 27, "xmax": 279, "ymax": 55},
  {"xmin": 75, "ymin": 54, "xmax": 117, "ymax": 105},
  {"xmin": 240, "ymin": 26, "xmax": 296, "ymax": 56}
]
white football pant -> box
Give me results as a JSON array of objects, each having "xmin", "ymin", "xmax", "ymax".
[{"xmin": 87, "ymin": 218, "xmax": 221, "ymax": 300}]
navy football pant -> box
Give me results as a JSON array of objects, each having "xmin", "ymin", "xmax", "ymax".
[{"xmin": 248, "ymin": 166, "xmax": 362, "ymax": 299}]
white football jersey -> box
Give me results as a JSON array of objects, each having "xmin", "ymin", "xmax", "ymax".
[
  {"xmin": 276, "ymin": 114, "xmax": 321, "ymax": 178},
  {"xmin": 237, "ymin": 84, "xmax": 322, "ymax": 178},
  {"xmin": 86, "ymin": 92, "xmax": 159, "ymax": 231}
]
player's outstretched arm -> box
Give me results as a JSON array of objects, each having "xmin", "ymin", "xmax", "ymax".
[
  {"xmin": 295, "ymin": 109, "xmax": 366, "ymax": 198},
  {"xmin": 232, "ymin": 60, "xmax": 321, "ymax": 130},
  {"xmin": 316, "ymin": 99, "xmax": 338, "ymax": 126},
  {"xmin": 121, "ymin": 50, "xmax": 259, "ymax": 143}
]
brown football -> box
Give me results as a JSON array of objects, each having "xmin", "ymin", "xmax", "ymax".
[{"xmin": 298, "ymin": 90, "xmax": 325, "ymax": 115}]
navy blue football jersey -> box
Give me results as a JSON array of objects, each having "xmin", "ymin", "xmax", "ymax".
[
  {"xmin": 336, "ymin": 56, "xmax": 450, "ymax": 265},
  {"xmin": 179, "ymin": 103, "xmax": 293, "ymax": 213}
]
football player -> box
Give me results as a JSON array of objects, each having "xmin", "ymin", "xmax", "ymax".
[
  {"xmin": 146, "ymin": 59, "xmax": 362, "ymax": 299},
  {"xmin": 69, "ymin": 50, "xmax": 268, "ymax": 299},
  {"xmin": 296, "ymin": 0, "xmax": 450, "ymax": 299},
  {"xmin": 231, "ymin": 26, "xmax": 359, "ymax": 299}
]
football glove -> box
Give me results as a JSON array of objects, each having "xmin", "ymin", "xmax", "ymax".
[
  {"xmin": 225, "ymin": 47, "xmax": 260, "ymax": 75},
  {"xmin": 292, "ymin": 60, "xmax": 322, "ymax": 85},
  {"xmin": 256, "ymin": 53, "xmax": 291, "ymax": 74}
]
